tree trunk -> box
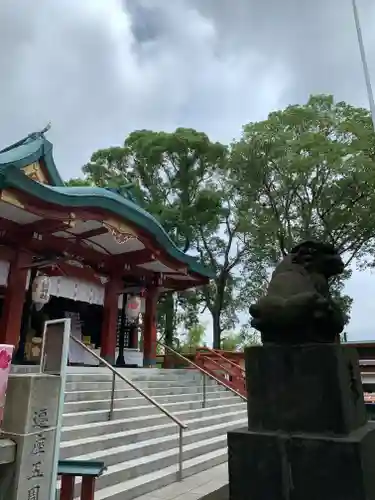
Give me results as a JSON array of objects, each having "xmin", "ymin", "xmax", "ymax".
[{"xmin": 212, "ymin": 312, "xmax": 221, "ymax": 349}]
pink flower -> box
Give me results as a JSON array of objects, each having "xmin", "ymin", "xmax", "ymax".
[{"xmin": 0, "ymin": 350, "xmax": 11, "ymax": 370}]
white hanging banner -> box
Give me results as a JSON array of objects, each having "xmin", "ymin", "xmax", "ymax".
[
  {"xmin": 49, "ymin": 276, "xmax": 105, "ymax": 306},
  {"xmin": 0, "ymin": 264, "xmax": 122, "ymax": 309}
]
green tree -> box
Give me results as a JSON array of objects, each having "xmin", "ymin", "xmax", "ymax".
[
  {"xmin": 77, "ymin": 128, "xmax": 239, "ymax": 348},
  {"xmin": 230, "ymin": 94, "xmax": 375, "ymax": 322},
  {"xmin": 194, "ymin": 205, "xmax": 252, "ymax": 348},
  {"xmin": 180, "ymin": 323, "xmax": 206, "ymax": 354},
  {"xmin": 220, "ymin": 331, "xmax": 242, "ymax": 351},
  {"xmin": 239, "ymin": 326, "xmax": 262, "ymax": 346},
  {"xmin": 65, "ymin": 178, "xmax": 92, "ymax": 187}
]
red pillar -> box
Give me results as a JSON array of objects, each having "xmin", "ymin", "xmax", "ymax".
[
  {"xmin": 143, "ymin": 287, "xmax": 158, "ymax": 367},
  {"xmin": 100, "ymin": 279, "xmax": 121, "ymax": 364},
  {"xmin": 60, "ymin": 475, "xmax": 75, "ymax": 500},
  {"xmin": 80, "ymin": 476, "xmax": 95, "ymax": 500},
  {"xmin": 0, "ymin": 251, "xmax": 30, "ymax": 347}
]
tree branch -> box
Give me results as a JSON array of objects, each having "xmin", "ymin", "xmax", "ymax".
[{"xmin": 197, "ymin": 226, "xmax": 216, "ymax": 270}]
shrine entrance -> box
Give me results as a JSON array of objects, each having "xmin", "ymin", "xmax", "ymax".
[{"xmin": 0, "ymin": 130, "xmax": 213, "ymax": 366}]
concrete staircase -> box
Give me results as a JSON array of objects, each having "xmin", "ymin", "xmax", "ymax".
[{"xmin": 59, "ymin": 368, "xmax": 247, "ymax": 500}]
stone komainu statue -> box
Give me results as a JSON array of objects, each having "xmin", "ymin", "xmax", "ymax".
[{"xmin": 249, "ymin": 240, "xmax": 346, "ymax": 344}]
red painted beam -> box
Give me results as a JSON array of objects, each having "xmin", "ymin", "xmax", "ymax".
[
  {"xmin": 1, "ymin": 191, "xmax": 208, "ymax": 280},
  {"xmin": 0, "ymin": 231, "xmax": 108, "ymax": 273},
  {"xmin": 7, "ymin": 191, "xmax": 191, "ymax": 272},
  {"xmin": 74, "ymin": 227, "xmax": 108, "ymax": 240},
  {"xmin": 2, "ymin": 222, "xmax": 207, "ymax": 288},
  {"xmin": 4, "ymin": 189, "xmax": 78, "ymax": 221},
  {"xmin": 1, "ymin": 215, "xmax": 105, "ymax": 240},
  {"xmin": 22, "ymin": 218, "xmax": 74, "ymax": 234},
  {"xmin": 33, "ymin": 234, "xmax": 109, "ymax": 264},
  {"xmin": 111, "ymin": 248, "xmax": 155, "ymax": 267},
  {"xmin": 48, "ymin": 261, "xmax": 104, "ymax": 286}
]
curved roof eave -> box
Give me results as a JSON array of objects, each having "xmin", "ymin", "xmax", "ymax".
[
  {"xmin": 0, "ymin": 166, "xmax": 215, "ymax": 280},
  {"xmin": 0, "ymin": 135, "xmax": 64, "ymax": 187}
]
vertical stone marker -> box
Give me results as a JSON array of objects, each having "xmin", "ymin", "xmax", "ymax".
[
  {"xmin": 1, "ymin": 373, "xmax": 60, "ymax": 500},
  {"xmin": 228, "ymin": 241, "xmax": 375, "ymax": 500}
]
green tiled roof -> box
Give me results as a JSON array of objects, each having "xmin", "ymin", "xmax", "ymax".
[
  {"xmin": 0, "ymin": 132, "xmax": 214, "ymax": 279},
  {"xmin": 0, "ymin": 131, "xmax": 64, "ymax": 186}
]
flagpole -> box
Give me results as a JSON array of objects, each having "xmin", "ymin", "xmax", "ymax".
[{"xmin": 351, "ymin": 0, "xmax": 375, "ymax": 130}]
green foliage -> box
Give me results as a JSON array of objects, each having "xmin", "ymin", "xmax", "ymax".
[
  {"xmin": 180, "ymin": 323, "xmax": 206, "ymax": 354},
  {"xmin": 78, "ymin": 128, "xmax": 244, "ymax": 348},
  {"xmin": 65, "ymin": 177, "xmax": 92, "ymax": 187},
  {"xmin": 231, "ymin": 94, "xmax": 375, "ymax": 261},
  {"xmin": 220, "ymin": 331, "xmax": 242, "ymax": 351},
  {"xmin": 230, "ymin": 94, "xmax": 375, "ymax": 325},
  {"xmin": 71, "ymin": 95, "xmax": 375, "ymax": 346},
  {"xmin": 83, "ymin": 128, "xmax": 226, "ymax": 252},
  {"xmin": 193, "ymin": 193, "xmax": 252, "ymax": 347},
  {"xmin": 239, "ymin": 325, "xmax": 262, "ymax": 347}
]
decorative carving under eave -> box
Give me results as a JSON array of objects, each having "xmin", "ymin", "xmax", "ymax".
[
  {"xmin": 66, "ymin": 213, "xmax": 76, "ymax": 229},
  {"xmin": 0, "ymin": 190, "xmax": 25, "ymax": 209},
  {"xmin": 22, "ymin": 162, "xmax": 49, "ymax": 184},
  {"xmin": 103, "ymin": 219, "xmax": 138, "ymax": 245}
]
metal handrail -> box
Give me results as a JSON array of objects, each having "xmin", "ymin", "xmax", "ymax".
[
  {"xmin": 158, "ymin": 340, "xmax": 247, "ymax": 402},
  {"xmin": 70, "ymin": 336, "xmax": 187, "ymax": 481}
]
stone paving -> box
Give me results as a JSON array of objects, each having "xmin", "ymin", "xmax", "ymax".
[{"xmin": 135, "ymin": 463, "xmax": 228, "ymax": 500}]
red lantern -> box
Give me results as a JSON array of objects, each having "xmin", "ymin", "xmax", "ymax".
[{"xmin": 126, "ymin": 296, "xmax": 141, "ymax": 320}]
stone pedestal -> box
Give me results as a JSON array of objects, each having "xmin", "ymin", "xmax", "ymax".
[
  {"xmin": 0, "ymin": 373, "xmax": 61, "ymax": 500},
  {"xmin": 227, "ymin": 344, "xmax": 375, "ymax": 500}
]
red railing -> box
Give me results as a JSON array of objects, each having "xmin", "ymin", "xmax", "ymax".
[{"xmin": 194, "ymin": 347, "xmax": 247, "ymax": 397}]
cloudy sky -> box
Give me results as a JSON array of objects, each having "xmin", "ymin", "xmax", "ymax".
[{"xmin": 1, "ymin": 0, "xmax": 375, "ymax": 341}]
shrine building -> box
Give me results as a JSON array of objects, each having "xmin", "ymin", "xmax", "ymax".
[{"xmin": 0, "ymin": 130, "xmax": 213, "ymax": 366}]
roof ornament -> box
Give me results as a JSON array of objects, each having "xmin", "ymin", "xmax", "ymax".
[
  {"xmin": 0, "ymin": 123, "xmax": 52, "ymax": 154},
  {"xmin": 26, "ymin": 122, "xmax": 52, "ymax": 141}
]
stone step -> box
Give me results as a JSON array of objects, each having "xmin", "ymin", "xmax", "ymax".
[
  {"xmin": 60, "ymin": 421, "xmax": 174, "ymax": 458},
  {"xmin": 64, "ymin": 384, "xmax": 226, "ymax": 402},
  {"xmin": 65, "ymin": 378, "xmax": 218, "ymax": 392},
  {"xmin": 61, "ymin": 406, "xmax": 247, "ymax": 443},
  {"xmin": 93, "ymin": 447, "xmax": 228, "ymax": 500},
  {"xmin": 63, "ymin": 395, "xmax": 242, "ymax": 426},
  {"xmin": 65, "ymin": 369, "xmax": 200, "ymax": 384},
  {"xmin": 60, "ymin": 416, "xmax": 247, "ymax": 461},
  {"xmin": 58, "ymin": 369, "xmax": 242, "ymax": 500},
  {"xmin": 63, "ymin": 389, "xmax": 231, "ymax": 413},
  {"xmin": 65, "ymin": 434, "xmax": 228, "ymax": 498}
]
